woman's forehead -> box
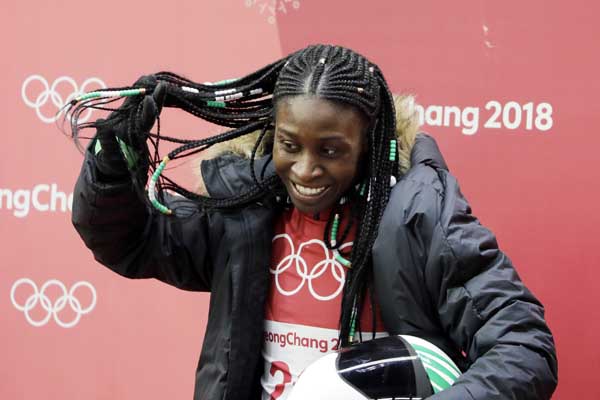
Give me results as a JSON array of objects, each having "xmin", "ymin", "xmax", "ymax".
[{"xmin": 275, "ymin": 95, "xmax": 368, "ymax": 130}]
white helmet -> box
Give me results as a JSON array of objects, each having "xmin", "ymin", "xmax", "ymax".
[{"xmin": 288, "ymin": 335, "xmax": 461, "ymax": 400}]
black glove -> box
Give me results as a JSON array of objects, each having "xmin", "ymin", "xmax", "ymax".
[{"xmin": 94, "ymin": 76, "xmax": 167, "ymax": 180}]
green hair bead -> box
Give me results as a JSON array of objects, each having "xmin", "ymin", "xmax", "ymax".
[
  {"xmin": 389, "ymin": 139, "xmax": 397, "ymax": 161},
  {"xmin": 348, "ymin": 303, "xmax": 358, "ymax": 343},
  {"xmin": 331, "ymin": 213, "xmax": 351, "ymax": 268},
  {"xmin": 359, "ymin": 183, "xmax": 367, "ymax": 196},
  {"xmin": 205, "ymin": 78, "xmax": 238, "ymax": 86},
  {"xmin": 148, "ymin": 156, "xmax": 172, "ymax": 215},
  {"xmin": 74, "ymin": 88, "xmax": 146, "ymax": 103},
  {"xmin": 335, "ymin": 252, "xmax": 352, "ymax": 267}
]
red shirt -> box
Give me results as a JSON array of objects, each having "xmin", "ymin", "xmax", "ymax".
[{"xmin": 261, "ymin": 207, "xmax": 387, "ymax": 400}]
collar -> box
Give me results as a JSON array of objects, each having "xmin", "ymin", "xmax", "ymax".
[{"xmin": 410, "ymin": 133, "xmax": 449, "ymax": 171}]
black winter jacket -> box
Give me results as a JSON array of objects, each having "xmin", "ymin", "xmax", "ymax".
[{"xmin": 72, "ymin": 134, "xmax": 558, "ymax": 400}]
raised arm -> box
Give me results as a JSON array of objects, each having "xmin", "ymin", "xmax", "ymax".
[{"xmin": 71, "ymin": 78, "xmax": 221, "ymax": 291}]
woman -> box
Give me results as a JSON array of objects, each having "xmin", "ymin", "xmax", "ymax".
[{"xmin": 71, "ymin": 44, "xmax": 557, "ymax": 399}]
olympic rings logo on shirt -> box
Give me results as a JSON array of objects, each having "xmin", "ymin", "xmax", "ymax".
[
  {"xmin": 10, "ymin": 278, "xmax": 97, "ymax": 328},
  {"xmin": 270, "ymin": 234, "xmax": 352, "ymax": 301},
  {"xmin": 21, "ymin": 75, "xmax": 106, "ymax": 123}
]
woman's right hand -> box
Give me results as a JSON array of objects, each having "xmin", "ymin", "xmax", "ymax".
[{"xmin": 94, "ymin": 76, "xmax": 166, "ymax": 179}]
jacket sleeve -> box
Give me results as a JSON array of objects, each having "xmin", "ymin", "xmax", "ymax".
[
  {"xmin": 425, "ymin": 171, "xmax": 558, "ymax": 400},
  {"xmin": 71, "ymin": 146, "xmax": 223, "ymax": 291}
]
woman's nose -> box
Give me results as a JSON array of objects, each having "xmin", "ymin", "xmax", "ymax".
[{"xmin": 291, "ymin": 153, "xmax": 324, "ymax": 181}]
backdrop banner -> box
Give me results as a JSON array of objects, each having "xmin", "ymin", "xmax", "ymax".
[{"xmin": 2, "ymin": 1, "xmax": 597, "ymax": 399}]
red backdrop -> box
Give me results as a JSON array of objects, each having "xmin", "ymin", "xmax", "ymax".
[{"xmin": 2, "ymin": 1, "xmax": 598, "ymax": 398}]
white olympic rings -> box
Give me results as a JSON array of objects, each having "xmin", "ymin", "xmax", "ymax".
[
  {"xmin": 21, "ymin": 75, "xmax": 106, "ymax": 123},
  {"xmin": 10, "ymin": 278, "xmax": 97, "ymax": 328},
  {"xmin": 270, "ymin": 234, "xmax": 352, "ymax": 301}
]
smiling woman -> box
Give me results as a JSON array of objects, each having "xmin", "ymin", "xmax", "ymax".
[
  {"xmin": 69, "ymin": 44, "xmax": 557, "ymax": 399},
  {"xmin": 273, "ymin": 96, "xmax": 368, "ymax": 215}
]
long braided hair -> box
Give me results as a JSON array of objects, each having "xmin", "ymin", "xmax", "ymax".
[{"xmin": 67, "ymin": 44, "xmax": 400, "ymax": 347}]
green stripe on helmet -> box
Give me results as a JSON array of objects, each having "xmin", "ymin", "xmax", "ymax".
[
  {"xmin": 411, "ymin": 344, "xmax": 462, "ymax": 378},
  {"xmin": 400, "ymin": 335, "xmax": 461, "ymax": 394}
]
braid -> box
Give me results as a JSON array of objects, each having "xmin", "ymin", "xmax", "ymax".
[
  {"xmin": 67, "ymin": 44, "xmax": 400, "ymax": 347},
  {"xmin": 67, "ymin": 57, "xmax": 294, "ymax": 211}
]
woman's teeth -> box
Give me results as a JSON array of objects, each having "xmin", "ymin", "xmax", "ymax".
[{"xmin": 293, "ymin": 183, "xmax": 327, "ymax": 196}]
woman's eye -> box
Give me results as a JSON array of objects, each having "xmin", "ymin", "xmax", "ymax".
[
  {"xmin": 323, "ymin": 148, "xmax": 338, "ymax": 157},
  {"xmin": 280, "ymin": 140, "xmax": 299, "ymax": 152}
]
